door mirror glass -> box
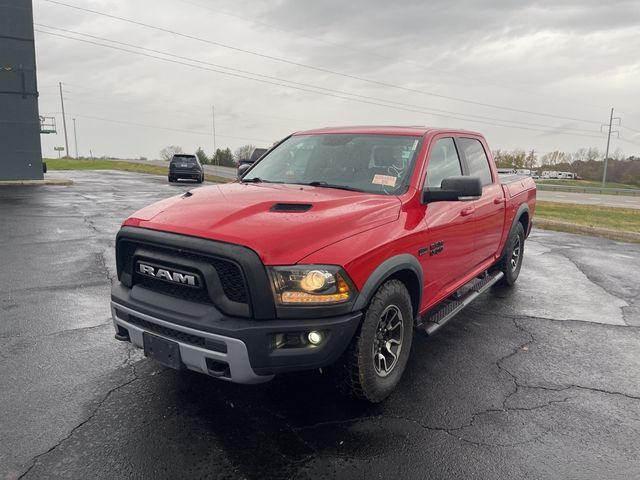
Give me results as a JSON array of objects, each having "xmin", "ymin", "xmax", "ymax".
[{"xmin": 422, "ymin": 176, "xmax": 482, "ymax": 203}]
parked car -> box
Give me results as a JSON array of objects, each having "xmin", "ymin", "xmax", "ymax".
[
  {"xmin": 168, "ymin": 154, "xmax": 204, "ymax": 183},
  {"xmin": 237, "ymin": 147, "xmax": 268, "ymax": 178},
  {"xmin": 112, "ymin": 126, "xmax": 536, "ymax": 402}
]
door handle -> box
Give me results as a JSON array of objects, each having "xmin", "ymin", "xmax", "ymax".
[
  {"xmin": 493, "ymin": 197, "xmax": 505, "ymax": 204},
  {"xmin": 460, "ymin": 206, "xmax": 475, "ymax": 217}
]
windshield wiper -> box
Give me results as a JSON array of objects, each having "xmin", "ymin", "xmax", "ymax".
[
  {"xmin": 241, "ymin": 178, "xmax": 284, "ymax": 184},
  {"xmin": 302, "ymin": 181, "xmax": 365, "ymax": 192}
]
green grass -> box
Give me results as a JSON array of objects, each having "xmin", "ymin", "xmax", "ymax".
[
  {"xmin": 536, "ymin": 201, "xmax": 640, "ymax": 233},
  {"xmin": 536, "ymin": 179, "xmax": 639, "ymax": 190},
  {"xmin": 46, "ymin": 158, "xmax": 231, "ymax": 183}
]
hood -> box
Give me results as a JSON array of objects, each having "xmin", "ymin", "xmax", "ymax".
[{"xmin": 125, "ymin": 182, "xmax": 401, "ymax": 265}]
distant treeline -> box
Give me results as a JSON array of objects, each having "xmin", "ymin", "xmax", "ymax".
[{"xmin": 493, "ymin": 147, "xmax": 640, "ymax": 186}]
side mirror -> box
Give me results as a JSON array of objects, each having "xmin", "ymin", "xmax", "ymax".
[
  {"xmin": 237, "ymin": 163, "xmax": 252, "ymax": 179},
  {"xmin": 422, "ymin": 176, "xmax": 482, "ymax": 203}
]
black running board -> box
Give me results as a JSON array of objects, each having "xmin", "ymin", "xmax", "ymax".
[{"xmin": 418, "ymin": 271, "xmax": 504, "ymax": 336}]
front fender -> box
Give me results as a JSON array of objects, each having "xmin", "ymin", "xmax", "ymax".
[{"xmin": 352, "ymin": 254, "xmax": 423, "ymax": 313}]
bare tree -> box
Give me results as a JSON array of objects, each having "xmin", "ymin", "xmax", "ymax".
[
  {"xmin": 160, "ymin": 145, "xmax": 184, "ymax": 161},
  {"xmin": 234, "ymin": 144, "xmax": 255, "ymax": 162}
]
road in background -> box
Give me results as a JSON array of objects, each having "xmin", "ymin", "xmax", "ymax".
[
  {"xmin": 2, "ymin": 170, "xmax": 639, "ymax": 479},
  {"xmin": 537, "ymin": 189, "xmax": 640, "ymax": 209}
]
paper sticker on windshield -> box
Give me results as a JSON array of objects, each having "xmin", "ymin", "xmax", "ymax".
[{"xmin": 372, "ymin": 174, "xmax": 397, "ymax": 187}]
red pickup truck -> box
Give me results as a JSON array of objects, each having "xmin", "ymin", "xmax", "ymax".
[{"xmin": 112, "ymin": 126, "xmax": 536, "ymax": 402}]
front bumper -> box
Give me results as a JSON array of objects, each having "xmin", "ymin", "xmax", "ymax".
[
  {"xmin": 111, "ymin": 295, "xmax": 362, "ymax": 383},
  {"xmin": 112, "ymin": 302, "xmax": 271, "ymax": 383}
]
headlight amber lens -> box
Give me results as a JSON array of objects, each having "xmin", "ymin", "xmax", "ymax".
[{"xmin": 269, "ymin": 266, "xmax": 352, "ymax": 305}]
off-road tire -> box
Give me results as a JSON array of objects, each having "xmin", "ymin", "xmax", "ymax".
[
  {"xmin": 495, "ymin": 222, "xmax": 525, "ymax": 286},
  {"xmin": 331, "ymin": 279, "xmax": 413, "ymax": 403}
]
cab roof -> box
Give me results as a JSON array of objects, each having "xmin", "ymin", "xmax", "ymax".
[{"xmin": 293, "ymin": 125, "xmax": 482, "ymax": 137}]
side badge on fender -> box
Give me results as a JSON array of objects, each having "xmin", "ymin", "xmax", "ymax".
[{"xmin": 429, "ymin": 241, "xmax": 445, "ymax": 256}]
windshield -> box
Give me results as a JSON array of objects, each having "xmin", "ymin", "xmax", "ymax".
[{"xmin": 243, "ymin": 134, "xmax": 422, "ymax": 195}]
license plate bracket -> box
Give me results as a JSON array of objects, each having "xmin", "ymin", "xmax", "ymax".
[{"xmin": 143, "ymin": 332, "xmax": 183, "ymax": 370}]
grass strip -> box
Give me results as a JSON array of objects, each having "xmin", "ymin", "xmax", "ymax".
[{"xmin": 46, "ymin": 159, "xmax": 231, "ymax": 183}]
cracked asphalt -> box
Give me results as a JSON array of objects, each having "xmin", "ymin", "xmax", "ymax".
[{"xmin": 1, "ymin": 170, "xmax": 639, "ymax": 480}]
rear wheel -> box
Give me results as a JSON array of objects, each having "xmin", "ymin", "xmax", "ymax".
[
  {"xmin": 495, "ymin": 222, "xmax": 525, "ymax": 286},
  {"xmin": 331, "ymin": 279, "xmax": 413, "ymax": 403}
]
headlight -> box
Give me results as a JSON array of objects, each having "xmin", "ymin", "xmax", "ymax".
[{"xmin": 269, "ymin": 265, "xmax": 353, "ymax": 305}]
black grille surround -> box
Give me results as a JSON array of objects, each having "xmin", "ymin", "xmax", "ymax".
[{"xmin": 115, "ymin": 227, "xmax": 276, "ymax": 319}]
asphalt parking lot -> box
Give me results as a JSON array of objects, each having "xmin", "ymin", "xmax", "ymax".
[{"xmin": 1, "ymin": 170, "xmax": 639, "ymax": 480}]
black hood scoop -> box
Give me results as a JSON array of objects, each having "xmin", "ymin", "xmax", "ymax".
[{"xmin": 270, "ymin": 203, "xmax": 313, "ymax": 212}]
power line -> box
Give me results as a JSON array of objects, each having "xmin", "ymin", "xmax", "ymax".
[
  {"xmin": 35, "ymin": 28, "xmax": 606, "ymax": 140},
  {"xmin": 40, "ymin": 0, "xmax": 604, "ymax": 126},
  {"xmin": 175, "ymin": 0, "xmax": 610, "ymax": 113},
  {"xmin": 620, "ymin": 124, "xmax": 640, "ymax": 135},
  {"xmin": 61, "ymin": 111, "xmax": 273, "ymax": 142},
  {"xmin": 36, "ymin": 24, "xmax": 602, "ymax": 135}
]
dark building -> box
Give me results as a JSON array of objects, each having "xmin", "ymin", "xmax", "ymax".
[{"xmin": 0, "ymin": 0, "xmax": 43, "ymax": 180}]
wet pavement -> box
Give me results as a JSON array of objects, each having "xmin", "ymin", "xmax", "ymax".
[{"xmin": 1, "ymin": 170, "xmax": 639, "ymax": 480}]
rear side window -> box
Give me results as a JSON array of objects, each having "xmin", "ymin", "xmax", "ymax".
[
  {"xmin": 458, "ymin": 138, "xmax": 493, "ymax": 186},
  {"xmin": 425, "ymin": 138, "xmax": 462, "ymax": 188}
]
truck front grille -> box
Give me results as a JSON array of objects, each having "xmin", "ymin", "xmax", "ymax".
[{"xmin": 117, "ymin": 240, "xmax": 249, "ymax": 306}]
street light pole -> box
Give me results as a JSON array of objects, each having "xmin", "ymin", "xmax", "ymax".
[
  {"xmin": 212, "ymin": 105, "xmax": 217, "ymax": 171},
  {"xmin": 59, "ymin": 82, "xmax": 69, "ymax": 157},
  {"xmin": 72, "ymin": 118, "xmax": 78, "ymax": 158}
]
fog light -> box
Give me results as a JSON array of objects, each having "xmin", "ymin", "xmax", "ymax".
[{"xmin": 307, "ymin": 331, "xmax": 323, "ymax": 345}]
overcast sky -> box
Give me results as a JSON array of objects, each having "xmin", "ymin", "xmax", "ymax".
[{"xmin": 34, "ymin": 0, "xmax": 640, "ymax": 160}]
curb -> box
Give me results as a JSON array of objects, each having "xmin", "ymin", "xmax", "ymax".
[
  {"xmin": 0, "ymin": 178, "xmax": 73, "ymax": 186},
  {"xmin": 533, "ymin": 218, "xmax": 640, "ymax": 244}
]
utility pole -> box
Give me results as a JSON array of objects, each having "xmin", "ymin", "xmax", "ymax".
[
  {"xmin": 212, "ymin": 105, "xmax": 217, "ymax": 168},
  {"xmin": 72, "ymin": 118, "xmax": 78, "ymax": 158},
  {"xmin": 601, "ymin": 108, "xmax": 620, "ymax": 188},
  {"xmin": 58, "ymin": 82, "xmax": 69, "ymax": 158}
]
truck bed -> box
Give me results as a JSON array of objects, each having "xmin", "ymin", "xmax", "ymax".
[{"xmin": 498, "ymin": 173, "xmax": 531, "ymax": 184}]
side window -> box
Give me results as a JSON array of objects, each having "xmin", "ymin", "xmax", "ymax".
[
  {"xmin": 458, "ymin": 138, "xmax": 493, "ymax": 186},
  {"xmin": 425, "ymin": 138, "xmax": 462, "ymax": 188}
]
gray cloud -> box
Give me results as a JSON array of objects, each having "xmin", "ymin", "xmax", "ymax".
[{"xmin": 33, "ymin": 0, "xmax": 640, "ymax": 159}]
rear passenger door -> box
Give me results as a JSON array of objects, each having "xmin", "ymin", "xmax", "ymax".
[
  {"xmin": 420, "ymin": 137, "xmax": 477, "ymax": 306},
  {"xmin": 457, "ymin": 137, "xmax": 505, "ymax": 267}
]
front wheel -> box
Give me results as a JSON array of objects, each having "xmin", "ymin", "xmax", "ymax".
[
  {"xmin": 495, "ymin": 222, "xmax": 525, "ymax": 286},
  {"xmin": 331, "ymin": 279, "xmax": 413, "ymax": 403}
]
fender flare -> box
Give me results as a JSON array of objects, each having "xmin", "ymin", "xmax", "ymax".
[
  {"xmin": 511, "ymin": 203, "xmax": 530, "ymax": 236},
  {"xmin": 499, "ymin": 203, "xmax": 530, "ymax": 260},
  {"xmin": 352, "ymin": 254, "xmax": 423, "ymax": 312}
]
